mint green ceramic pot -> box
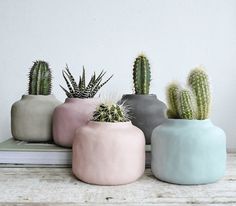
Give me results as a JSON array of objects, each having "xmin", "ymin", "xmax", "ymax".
[{"xmin": 151, "ymin": 119, "xmax": 226, "ymax": 185}]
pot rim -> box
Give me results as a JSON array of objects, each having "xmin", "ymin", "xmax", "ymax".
[
  {"xmin": 164, "ymin": 118, "xmax": 211, "ymax": 125},
  {"xmin": 122, "ymin": 94, "xmax": 157, "ymax": 97},
  {"xmin": 22, "ymin": 94, "xmax": 56, "ymax": 99},
  {"xmin": 65, "ymin": 97, "xmax": 100, "ymax": 103},
  {"xmin": 88, "ymin": 120, "xmax": 132, "ymax": 127}
]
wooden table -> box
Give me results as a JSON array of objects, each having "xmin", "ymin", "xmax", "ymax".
[{"xmin": 0, "ymin": 154, "xmax": 235, "ymax": 206}]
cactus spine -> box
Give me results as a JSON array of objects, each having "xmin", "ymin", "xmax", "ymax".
[
  {"xmin": 166, "ymin": 83, "xmax": 180, "ymax": 118},
  {"xmin": 166, "ymin": 66, "xmax": 211, "ymax": 120},
  {"xmin": 28, "ymin": 60, "xmax": 52, "ymax": 95},
  {"xmin": 93, "ymin": 103, "xmax": 129, "ymax": 122},
  {"xmin": 178, "ymin": 89, "xmax": 196, "ymax": 120},
  {"xmin": 133, "ymin": 55, "xmax": 151, "ymax": 94},
  {"xmin": 188, "ymin": 67, "xmax": 210, "ymax": 120}
]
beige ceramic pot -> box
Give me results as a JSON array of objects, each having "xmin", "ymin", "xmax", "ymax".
[
  {"xmin": 11, "ymin": 95, "xmax": 61, "ymax": 142},
  {"xmin": 72, "ymin": 121, "xmax": 145, "ymax": 185}
]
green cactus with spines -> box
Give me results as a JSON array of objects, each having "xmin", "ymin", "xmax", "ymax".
[
  {"xmin": 133, "ymin": 55, "xmax": 151, "ymax": 94},
  {"xmin": 188, "ymin": 67, "xmax": 210, "ymax": 120},
  {"xmin": 28, "ymin": 60, "xmax": 52, "ymax": 95},
  {"xmin": 166, "ymin": 83, "xmax": 180, "ymax": 118},
  {"xmin": 178, "ymin": 89, "xmax": 196, "ymax": 120},
  {"xmin": 93, "ymin": 103, "xmax": 129, "ymax": 122}
]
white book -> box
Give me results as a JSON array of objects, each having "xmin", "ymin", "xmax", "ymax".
[{"xmin": 0, "ymin": 138, "xmax": 151, "ymax": 168}]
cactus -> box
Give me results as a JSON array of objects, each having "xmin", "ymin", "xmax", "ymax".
[
  {"xmin": 166, "ymin": 83, "xmax": 180, "ymax": 118},
  {"xmin": 133, "ymin": 55, "xmax": 151, "ymax": 94},
  {"xmin": 93, "ymin": 103, "xmax": 129, "ymax": 122},
  {"xmin": 188, "ymin": 67, "xmax": 210, "ymax": 120},
  {"xmin": 178, "ymin": 89, "xmax": 196, "ymax": 120},
  {"xmin": 60, "ymin": 65, "xmax": 113, "ymax": 98},
  {"xmin": 28, "ymin": 60, "xmax": 52, "ymax": 95}
]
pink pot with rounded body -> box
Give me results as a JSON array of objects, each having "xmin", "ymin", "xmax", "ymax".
[
  {"xmin": 53, "ymin": 98, "xmax": 99, "ymax": 147},
  {"xmin": 72, "ymin": 121, "xmax": 145, "ymax": 185}
]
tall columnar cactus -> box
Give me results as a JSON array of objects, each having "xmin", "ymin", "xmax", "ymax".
[
  {"xmin": 133, "ymin": 55, "xmax": 151, "ymax": 94},
  {"xmin": 188, "ymin": 67, "xmax": 210, "ymax": 120},
  {"xmin": 28, "ymin": 60, "xmax": 52, "ymax": 95},
  {"xmin": 93, "ymin": 103, "xmax": 129, "ymax": 122},
  {"xmin": 178, "ymin": 89, "xmax": 196, "ymax": 120},
  {"xmin": 166, "ymin": 83, "xmax": 180, "ymax": 118}
]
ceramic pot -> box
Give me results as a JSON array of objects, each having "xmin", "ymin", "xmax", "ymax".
[
  {"xmin": 151, "ymin": 119, "xmax": 226, "ymax": 185},
  {"xmin": 72, "ymin": 121, "xmax": 145, "ymax": 185},
  {"xmin": 120, "ymin": 94, "xmax": 166, "ymax": 144},
  {"xmin": 11, "ymin": 95, "xmax": 61, "ymax": 142},
  {"xmin": 53, "ymin": 98, "xmax": 99, "ymax": 147}
]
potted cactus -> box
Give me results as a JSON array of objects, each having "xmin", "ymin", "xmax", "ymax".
[
  {"xmin": 53, "ymin": 66, "xmax": 113, "ymax": 147},
  {"xmin": 73, "ymin": 101, "xmax": 145, "ymax": 185},
  {"xmin": 120, "ymin": 54, "xmax": 166, "ymax": 144},
  {"xmin": 151, "ymin": 67, "xmax": 226, "ymax": 185},
  {"xmin": 11, "ymin": 60, "xmax": 61, "ymax": 142}
]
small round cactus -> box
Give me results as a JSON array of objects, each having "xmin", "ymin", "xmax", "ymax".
[
  {"xmin": 188, "ymin": 67, "xmax": 210, "ymax": 120},
  {"xmin": 93, "ymin": 103, "xmax": 129, "ymax": 122},
  {"xmin": 133, "ymin": 54, "xmax": 151, "ymax": 95},
  {"xmin": 28, "ymin": 60, "xmax": 52, "ymax": 95}
]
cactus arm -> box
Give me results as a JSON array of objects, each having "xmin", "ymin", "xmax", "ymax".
[
  {"xmin": 188, "ymin": 67, "xmax": 210, "ymax": 120},
  {"xmin": 166, "ymin": 83, "xmax": 180, "ymax": 118},
  {"xmin": 178, "ymin": 89, "xmax": 196, "ymax": 120}
]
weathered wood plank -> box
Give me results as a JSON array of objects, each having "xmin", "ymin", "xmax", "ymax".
[{"xmin": 0, "ymin": 154, "xmax": 235, "ymax": 205}]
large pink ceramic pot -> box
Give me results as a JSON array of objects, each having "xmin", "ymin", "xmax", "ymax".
[
  {"xmin": 72, "ymin": 121, "xmax": 145, "ymax": 185},
  {"xmin": 53, "ymin": 98, "xmax": 99, "ymax": 147}
]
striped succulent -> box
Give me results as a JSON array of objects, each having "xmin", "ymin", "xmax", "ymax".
[{"xmin": 60, "ymin": 65, "xmax": 113, "ymax": 98}]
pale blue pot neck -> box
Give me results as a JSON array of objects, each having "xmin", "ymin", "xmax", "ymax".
[{"xmin": 165, "ymin": 119, "xmax": 213, "ymax": 127}]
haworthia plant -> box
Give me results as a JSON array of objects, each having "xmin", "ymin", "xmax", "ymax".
[
  {"xmin": 188, "ymin": 67, "xmax": 210, "ymax": 120},
  {"xmin": 178, "ymin": 89, "xmax": 196, "ymax": 120},
  {"xmin": 93, "ymin": 103, "xmax": 129, "ymax": 122},
  {"xmin": 28, "ymin": 60, "xmax": 52, "ymax": 95},
  {"xmin": 166, "ymin": 66, "xmax": 211, "ymax": 120},
  {"xmin": 133, "ymin": 55, "xmax": 151, "ymax": 94},
  {"xmin": 60, "ymin": 65, "xmax": 113, "ymax": 98},
  {"xmin": 166, "ymin": 83, "xmax": 180, "ymax": 119}
]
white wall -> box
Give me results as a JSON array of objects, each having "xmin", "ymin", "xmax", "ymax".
[{"xmin": 0, "ymin": 0, "xmax": 235, "ymax": 149}]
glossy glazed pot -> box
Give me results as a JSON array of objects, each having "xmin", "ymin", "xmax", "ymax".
[
  {"xmin": 120, "ymin": 94, "xmax": 166, "ymax": 144},
  {"xmin": 11, "ymin": 95, "xmax": 61, "ymax": 142},
  {"xmin": 151, "ymin": 119, "xmax": 226, "ymax": 185},
  {"xmin": 53, "ymin": 98, "xmax": 99, "ymax": 147},
  {"xmin": 73, "ymin": 121, "xmax": 145, "ymax": 185}
]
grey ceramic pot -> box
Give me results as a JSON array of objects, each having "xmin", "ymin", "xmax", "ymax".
[
  {"xmin": 11, "ymin": 95, "xmax": 61, "ymax": 142},
  {"xmin": 120, "ymin": 94, "xmax": 166, "ymax": 144}
]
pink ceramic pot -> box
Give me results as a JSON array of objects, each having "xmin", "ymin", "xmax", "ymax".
[
  {"xmin": 72, "ymin": 121, "xmax": 145, "ymax": 185},
  {"xmin": 53, "ymin": 98, "xmax": 99, "ymax": 147}
]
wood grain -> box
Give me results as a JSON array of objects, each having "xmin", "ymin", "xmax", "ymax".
[{"xmin": 0, "ymin": 154, "xmax": 235, "ymax": 205}]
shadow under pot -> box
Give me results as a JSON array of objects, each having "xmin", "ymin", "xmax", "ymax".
[
  {"xmin": 72, "ymin": 121, "xmax": 145, "ymax": 185},
  {"xmin": 53, "ymin": 98, "xmax": 99, "ymax": 147},
  {"xmin": 120, "ymin": 94, "xmax": 166, "ymax": 144},
  {"xmin": 151, "ymin": 119, "xmax": 226, "ymax": 185},
  {"xmin": 11, "ymin": 95, "xmax": 61, "ymax": 142}
]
